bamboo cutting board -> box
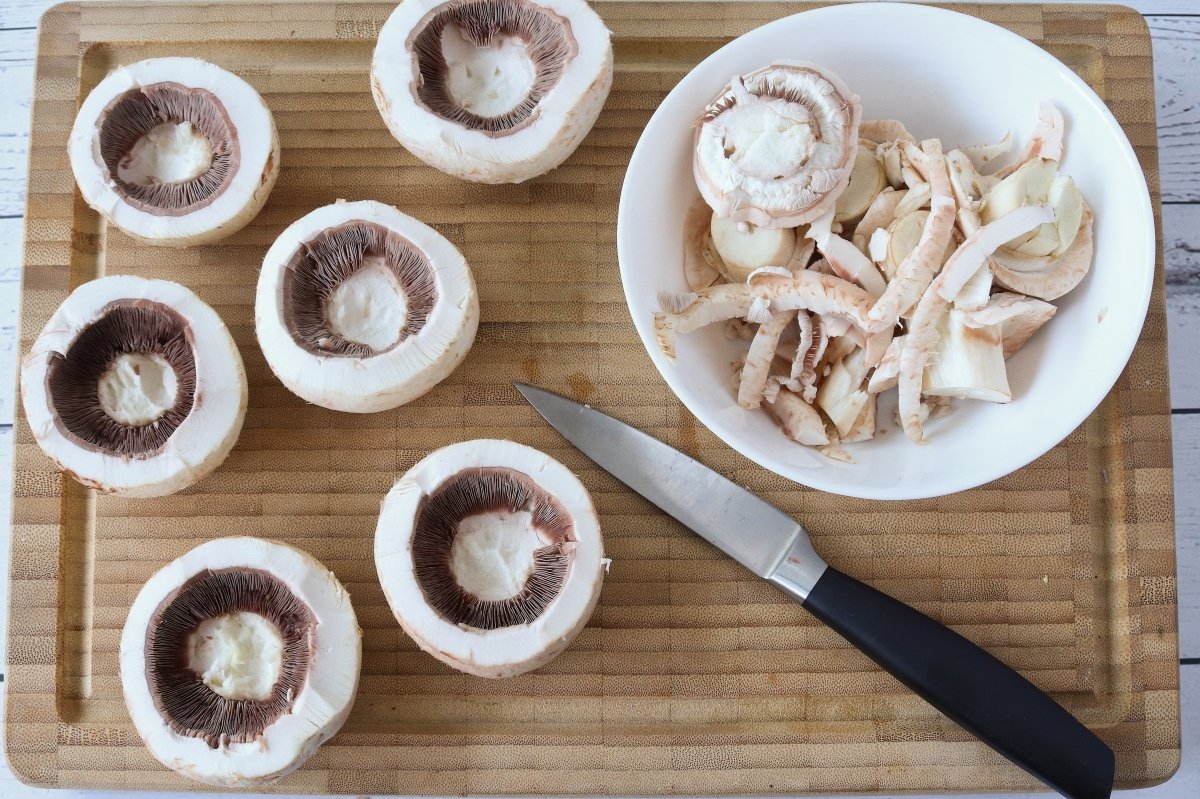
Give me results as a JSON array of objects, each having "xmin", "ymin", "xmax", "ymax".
[{"xmin": 6, "ymin": 1, "xmax": 1180, "ymax": 794}]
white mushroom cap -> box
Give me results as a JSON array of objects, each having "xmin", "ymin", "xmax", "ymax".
[
  {"xmin": 694, "ymin": 62, "xmax": 861, "ymax": 228},
  {"xmin": 120, "ymin": 537, "xmax": 362, "ymax": 787},
  {"xmin": 69, "ymin": 57, "xmax": 279, "ymax": 247},
  {"xmin": 255, "ymin": 200, "xmax": 479, "ymax": 413},
  {"xmin": 371, "ymin": 0, "xmax": 613, "ymax": 183},
  {"xmin": 375, "ymin": 439, "xmax": 605, "ymax": 678},
  {"xmin": 20, "ymin": 275, "xmax": 246, "ymax": 497}
]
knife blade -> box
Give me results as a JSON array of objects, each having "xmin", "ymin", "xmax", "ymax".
[{"xmin": 515, "ymin": 382, "xmax": 1115, "ymax": 799}]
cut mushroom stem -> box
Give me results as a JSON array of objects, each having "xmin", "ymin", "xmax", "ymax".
[
  {"xmin": 816, "ymin": 347, "xmax": 869, "ymax": 437},
  {"xmin": 923, "ymin": 309, "xmax": 1012, "ymax": 402},
  {"xmin": 868, "ymin": 141, "xmax": 956, "ymax": 328},
  {"xmin": 710, "ymin": 212, "xmax": 797, "ymax": 282}
]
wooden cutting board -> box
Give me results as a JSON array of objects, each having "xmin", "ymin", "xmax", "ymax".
[{"xmin": 6, "ymin": 1, "xmax": 1179, "ymax": 793}]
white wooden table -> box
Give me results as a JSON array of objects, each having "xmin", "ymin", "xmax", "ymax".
[{"xmin": 0, "ymin": 0, "xmax": 1195, "ymax": 796}]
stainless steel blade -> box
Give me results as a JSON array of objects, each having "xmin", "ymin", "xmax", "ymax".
[{"xmin": 515, "ymin": 383, "xmax": 826, "ymax": 586}]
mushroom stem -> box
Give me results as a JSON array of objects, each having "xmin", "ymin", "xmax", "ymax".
[
  {"xmin": 806, "ymin": 209, "xmax": 887, "ymax": 297},
  {"xmin": 923, "ymin": 309, "xmax": 1011, "ymax": 402}
]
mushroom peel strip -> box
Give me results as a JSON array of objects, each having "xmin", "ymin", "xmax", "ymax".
[
  {"xmin": 959, "ymin": 131, "xmax": 1013, "ymax": 169},
  {"xmin": 993, "ymin": 101, "xmax": 1064, "ymax": 178},
  {"xmin": 937, "ymin": 204, "xmax": 1054, "ymax": 302},
  {"xmin": 694, "ymin": 62, "xmax": 862, "ymax": 228},
  {"xmin": 739, "ymin": 310, "xmax": 799, "ymax": 408},
  {"xmin": 654, "ymin": 272, "xmax": 874, "ymax": 359},
  {"xmin": 867, "ymin": 140, "xmax": 956, "ymax": 328},
  {"xmin": 990, "ymin": 204, "xmax": 1094, "ymax": 301},
  {"xmin": 806, "ymin": 209, "xmax": 887, "ymax": 297},
  {"xmin": 897, "ymin": 274, "xmax": 951, "ymax": 443}
]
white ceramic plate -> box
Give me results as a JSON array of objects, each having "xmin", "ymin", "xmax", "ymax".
[{"xmin": 617, "ymin": 2, "xmax": 1155, "ymax": 500}]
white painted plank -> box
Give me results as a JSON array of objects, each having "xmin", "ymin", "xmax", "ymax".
[
  {"xmin": 1168, "ymin": 288, "xmax": 1200, "ymax": 409},
  {"xmin": 0, "ymin": 26, "xmax": 33, "ymax": 218},
  {"xmin": 1150, "ymin": 16, "xmax": 1200, "ymax": 203},
  {"xmin": 1164, "ymin": 204, "xmax": 1200, "ymax": 287},
  {"xmin": 1176, "ymin": 415, "xmax": 1200, "ymax": 661}
]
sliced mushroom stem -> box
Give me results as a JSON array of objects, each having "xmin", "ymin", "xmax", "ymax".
[
  {"xmin": 960, "ymin": 292, "xmax": 1057, "ymax": 358},
  {"xmin": 806, "ymin": 210, "xmax": 887, "ymax": 297},
  {"xmin": 923, "ymin": 309, "xmax": 1012, "ymax": 403},
  {"xmin": 766, "ymin": 388, "xmax": 829, "ymax": 445}
]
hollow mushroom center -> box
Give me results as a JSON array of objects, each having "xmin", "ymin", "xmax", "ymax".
[
  {"xmin": 97, "ymin": 82, "xmax": 238, "ymax": 215},
  {"xmin": 97, "ymin": 351, "xmax": 179, "ymax": 427},
  {"xmin": 283, "ymin": 221, "xmax": 437, "ymax": 358},
  {"xmin": 409, "ymin": 0, "xmax": 576, "ymax": 135},
  {"xmin": 442, "ymin": 24, "xmax": 536, "ymax": 118},
  {"xmin": 449, "ymin": 510, "xmax": 542, "ymax": 601},
  {"xmin": 412, "ymin": 467, "xmax": 575, "ymax": 630},
  {"xmin": 187, "ymin": 612, "xmax": 284, "ymax": 701},
  {"xmin": 147, "ymin": 568, "xmax": 314, "ymax": 748},
  {"xmin": 46, "ymin": 301, "xmax": 197, "ymax": 458},
  {"xmin": 118, "ymin": 121, "xmax": 215, "ymax": 186}
]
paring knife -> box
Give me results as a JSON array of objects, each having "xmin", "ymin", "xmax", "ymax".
[{"xmin": 515, "ymin": 383, "xmax": 1115, "ymax": 799}]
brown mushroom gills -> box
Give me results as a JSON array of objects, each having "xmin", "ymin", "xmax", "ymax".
[
  {"xmin": 282, "ymin": 221, "xmax": 437, "ymax": 358},
  {"xmin": 412, "ymin": 467, "xmax": 575, "ymax": 630},
  {"xmin": 408, "ymin": 0, "xmax": 576, "ymax": 135},
  {"xmin": 45, "ymin": 301, "xmax": 197, "ymax": 458},
  {"xmin": 97, "ymin": 83, "xmax": 238, "ymax": 215},
  {"xmin": 146, "ymin": 568, "xmax": 314, "ymax": 748}
]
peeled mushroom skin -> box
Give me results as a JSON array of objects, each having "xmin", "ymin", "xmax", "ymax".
[
  {"xmin": 120, "ymin": 537, "xmax": 361, "ymax": 787},
  {"xmin": 371, "ymin": 0, "xmax": 613, "ymax": 183},
  {"xmin": 375, "ymin": 439, "xmax": 605, "ymax": 678},
  {"xmin": 69, "ymin": 57, "xmax": 279, "ymax": 247},
  {"xmin": 693, "ymin": 61, "xmax": 862, "ymax": 228},
  {"xmin": 255, "ymin": 200, "xmax": 479, "ymax": 413},
  {"xmin": 20, "ymin": 275, "xmax": 246, "ymax": 497}
]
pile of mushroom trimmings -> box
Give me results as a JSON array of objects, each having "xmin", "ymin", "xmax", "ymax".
[{"xmin": 658, "ymin": 62, "xmax": 1091, "ymax": 455}]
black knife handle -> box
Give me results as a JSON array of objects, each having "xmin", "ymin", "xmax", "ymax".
[{"xmin": 802, "ymin": 566, "xmax": 1114, "ymax": 799}]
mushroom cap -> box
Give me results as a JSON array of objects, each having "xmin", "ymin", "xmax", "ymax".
[
  {"xmin": 119, "ymin": 537, "xmax": 361, "ymax": 787},
  {"xmin": 693, "ymin": 61, "xmax": 861, "ymax": 228},
  {"xmin": 255, "ymin": 199, "xmax": 479, "ymax": 413},
  {"xmin": 375, "ymin": 439, "xmax": 605, "ymax": 678},
  {"xmin": 370, "ymin": 0, "xmax": 613, "ymax": 183},
  {"xmin": 20, "ymin": 275, "xmax": 246, "ymax": 497},
  {"xmin": 68, "ymin": 57, "xmax": 279, "ymax": 247}
]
